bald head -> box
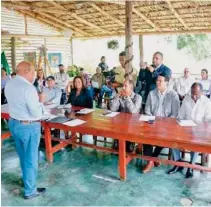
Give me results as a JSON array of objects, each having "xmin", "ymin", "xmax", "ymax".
[{"xmin": 16, "ymin": 61, "xmax": 35, "ymax": 83}]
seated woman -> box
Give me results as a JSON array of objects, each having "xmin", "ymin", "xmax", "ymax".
[{"xmin": 67, "ymin": 76, "xmax": 93, "ymax": 108}]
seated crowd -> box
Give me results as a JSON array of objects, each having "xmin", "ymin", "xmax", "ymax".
[{"xmin": 1, "ymin": 51, "xmax": 211, "ymax": 180}]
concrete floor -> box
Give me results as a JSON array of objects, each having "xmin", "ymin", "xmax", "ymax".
[{"xmin": 1, "ymin": 131, "xmax": 211, "ymax": 206}]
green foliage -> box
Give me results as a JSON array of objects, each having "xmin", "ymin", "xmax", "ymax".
[
  {"xmin": 177, "ymin": 34, "xmax": 211, "ymax": 61},
  {"xmin": 107, "ymin": 40, "xmax": 119, "ymax": 50},
  {"xmin": 67, "ymin": 65, "xmax": 80, "ymax": 77}
]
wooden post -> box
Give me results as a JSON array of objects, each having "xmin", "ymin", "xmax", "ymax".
[
  {"xmin": 139, "ymin": 35, "xmax": 144, "ymax": 62},
  {"xmin": 125, "ymin": 1, "xmax": 133, "ymax": 74},
  {"xmin": 11, "ymin": 37, "xmax": 16, "ymax": 72},
  {"xmin": 44, "ymin": 38, "xmax": 47, "ymax": 77},
  {"xmin": 24, "ymin": 15, "xmax": 28, "ymax": 35},
  {"xmin": 70, "ymin": 38, "xmax": 74, "ymax": 65}
]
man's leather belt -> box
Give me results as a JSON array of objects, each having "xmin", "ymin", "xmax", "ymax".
[{"xmin": 11, "ymin": 118, "xmax": 40, "ymax": 124}]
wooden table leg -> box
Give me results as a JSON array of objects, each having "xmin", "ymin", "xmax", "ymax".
[
  {"xmin": 44, "ymin": 123, "xmax": 53, "ymax": 163},
  {"xmin": 119, "ymin": 139, "xmax": 126, "ymax": 181},
  {"xmin": 93, "ymin": 135, "xmax": 97, "ymax": 145}
]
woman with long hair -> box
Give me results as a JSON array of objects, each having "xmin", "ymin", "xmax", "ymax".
[
  {"xmin": 34, "ymin": 69, "xmax": 46, "ymax": 92},
  {"xmin": 67, "ymin": 76, "xmax": 93, "ymax": 108}
]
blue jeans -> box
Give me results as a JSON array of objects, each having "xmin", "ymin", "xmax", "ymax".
[
  {"xmin": 8, "ymin": 119, "xmax": 41, "ymax": 196},
  {"xmin": 98, "ymin": 85, "xmax": 113, "ymax": 105},
  {"xmin": 100, "ymin": 85, "xmax": 113, "ymax": 97},
  {"xmin": 172, "ymin": 149, "xmax": 199, "ymax": 164}
]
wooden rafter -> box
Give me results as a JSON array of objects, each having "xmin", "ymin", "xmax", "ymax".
[
  {"xmin": 2, "ymin": 2, "xmax": 90, "ymax": 37},
  {"xmin": 133, "ymin": 8, "xmax": 161, "ymax": 32},
  {"xmin": 47, "ymin": 1, "xmax": 109, "ymax": 34},
  {"xmin": 165, "ymin": 0, "xmax": 188, "ymax": 30},
  {"xmin": 3, "ymin": 5, "xmax": 63, "ymax": 33},
  {"xmin": 37, "ymin": 12, "xmax": 90, "ymax": 37},
  {"xmin": 89, "ymin": 3, "xmax": 125, "ymax": 27}
]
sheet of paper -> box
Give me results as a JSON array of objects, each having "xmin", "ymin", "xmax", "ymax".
[
  {"xmin": 1, "ymin": 104, "xmax": 9, "ymax": 113},
  {"xmin": 77, "ymin": 108, "xmax": 94, "ymax": 114},
  {"xmin": 139, "ymin": 115, "xmax": 156, "ymax": 122},
  {"xmin": 103, "ymin": 112, "xmax": 120, "ymax": 117},
  {"xmin": 57, "ymin": 104, "xmax": 72, "ymax": 109},
  {"xmin": 63, "ymin": 119, "xmax": 86, "ymax": 127},
  {"xmin": 177, "ymin": 120, "xmax": 197, "ymax": 127},
  {"xmin": 92, "ymin": 81, "xmax": 99, "ymax": 89}
]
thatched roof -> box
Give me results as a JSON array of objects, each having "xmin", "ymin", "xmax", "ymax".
[{"xmin": 2, "ymin": 0, "xmax": 211, "ymax": 38}]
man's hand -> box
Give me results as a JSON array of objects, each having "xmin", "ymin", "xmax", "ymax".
[
  {"xmin": 140, "ymin": 62, "xmax": 147, "ymax": 69},
  {"xmin": 119, "ymin": 90, "xmax": 129, "ymax": 97},
  {"xmin": 147, "ymin": 65, "xmax": 154, "ymax": 73},
  {"xmin": 38, "ymin": 92, "xmax": 45, "ymax": 103}
]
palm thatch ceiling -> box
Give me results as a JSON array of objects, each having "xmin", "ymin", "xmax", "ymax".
[{"xmin": 2, "ymin": 0, "xmax": 211, "ymax": 38}]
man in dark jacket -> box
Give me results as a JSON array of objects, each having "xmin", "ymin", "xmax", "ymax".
[{"xmin": 136, "ymin": 52, "xmax": 172, "ymax": 104}]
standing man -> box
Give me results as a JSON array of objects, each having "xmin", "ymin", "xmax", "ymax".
[
  {"xmin": 137, "ymin": 52, "xmax": 172, "ymax": 102},
  {"xmin": 54, "ymin": 64, "xmax": 69, "ymax": 104},
  {"xmin": 175, "ymin": 68, "xmax": 195, "ymax": 101},
  {"xmin": 143, "ymin": 74, "xmax": 180, "ymax": 173},
  {"xmin": 135, "ymin": 61, "xmax": 148, "ymax": 107},
  {"xmin": 98, "ymin": 56, "xmax": 109, "ymax": 72},
  {"xmin": 5, "ymin": 61, "xmax": 46, "ymax": 199},
  {"xmin": 168, "ymin": 83, "xmax": 211, "ymax": 178}
]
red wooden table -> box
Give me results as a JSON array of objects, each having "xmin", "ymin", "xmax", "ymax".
[
  {"xmin": 43, "ymin": 108, "xmax": 211, "ymax": 180},
  {"xmin": 2, "ymin": 108, "xmax": 211, "ymax": 180}
]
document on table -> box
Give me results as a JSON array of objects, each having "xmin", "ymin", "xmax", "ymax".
[
  {"xmin": 57, "ymin": 104, "xmax": 72, "ymax": 109},
  {"xmin": 101, "ymin": 111, "xmax": 120, "ymax": 117},
  {"xmin": 177, "ymin": 120, "xmax": 197, "ymax": 127},
  {"xmin": 77, "ymin": 108, "xmax": 94, "ymax": 114},
  {"xmin": 92, "ymin": 81, "xmax": 99, "ymax": 89},
  {"xmin": 139, "ymin": 115, "xmax": 156, "ymax": 122},
  {"xmin": 63, "ymin": 119, "xmax": 86, "ymax": 127},
  {"xmin": 1, "ymin": 104, "xmax": 9, "ymax": 113}
]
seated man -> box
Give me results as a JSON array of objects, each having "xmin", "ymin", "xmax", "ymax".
[
  {"xmin": 175, "ymin": 68, "xmax": 195, "ymax": 101},
  {"xmin": 91, "ymin": 66, "xmax": 105, "ymax": 99},
  {"xmin": 43, "ymin": 76, "xmax": 62, "ymax": 108},
  {"xmin": 168, "ymin": 83, "xmax": 211, "ymax": 178},
  {"xmin": 110, "ymin": 79, "xmax": 142, "ymax": 113},
  {"xmin": 143, "ymin": 74, "xmax": 180, "ymax": 173},
  {"xmin": 110, "ymin": 79, "xmax": 142, "ymax": 152},
  {"xmin": 198, "ymin": 69, "xmax": 211, "ymax": 97}
]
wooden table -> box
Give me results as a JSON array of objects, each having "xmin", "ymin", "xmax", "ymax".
[{"xmin": 2, "ymin": 108, "xmax": 211, "ymax": 180}]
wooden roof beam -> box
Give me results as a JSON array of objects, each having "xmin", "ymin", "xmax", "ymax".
[
  {"xmin": 89, "ymin": 3, "xmax": 125, "ymax": 27},
  {"xmin": 165, "ymin": 0, "xmax": 188, "ymax": 30},
  {"xmin": 47, "ymin": 1, "xmax": 109, "ymax": 34},
  {"xmin": 133, "ymin": 8, "xmax": 161, "ymax": 32},
  {"xmin": 3, "ymin": 1, "xmax": 89, "ymax": 37},
  {"xmin": 37, "ymin": 11, "xmax": 90, "ymax": 37},
  {"xmin": 76, "ymin": 28, "xmax": 211, "ymax": 39},
  {"xmin": 3, "ymin": 5, "xmax": 63, "ymax": 33}
]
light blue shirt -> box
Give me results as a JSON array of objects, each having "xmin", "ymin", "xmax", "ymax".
[
  {"xmin": 43, "ymin": 86, "xmax": 62, "ymax": 108},
  {"xmin": 5, "ymin": 75, "xmax": 44, "ymax": 120}
]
